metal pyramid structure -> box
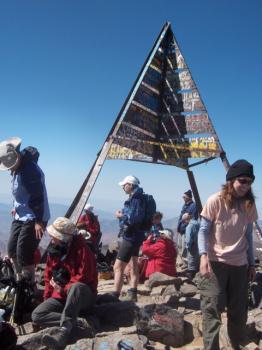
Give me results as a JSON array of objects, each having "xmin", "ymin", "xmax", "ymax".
[
  {"xmin": 106, "ymin": 23, "xmax": 222, "ymax": 168},
  {"xmin": 65, "ymin": 22, "xmax": 228, "ymax": 223}
]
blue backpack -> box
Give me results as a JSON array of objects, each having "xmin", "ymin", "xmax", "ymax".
[{"xmin": 141, "ymin": 194, "xmax": 156, "ymax": 231}]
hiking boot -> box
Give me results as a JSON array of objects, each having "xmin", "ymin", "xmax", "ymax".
[
  {"xmin": 42, "ymin": 326, "xmax": 69, "ymax": 349},
  {"xmin": 121, "ymin": 288, "xmax": 137, "ymax": 302}
]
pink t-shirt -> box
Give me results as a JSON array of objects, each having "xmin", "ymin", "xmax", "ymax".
[{"xmin": 201, "ymin": 192, "xmax": 258, "ymax": 266}]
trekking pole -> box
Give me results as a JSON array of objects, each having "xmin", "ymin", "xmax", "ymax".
[{"xmin": 9, "ymin": 287, "xmax": 18, "ymax": 326}]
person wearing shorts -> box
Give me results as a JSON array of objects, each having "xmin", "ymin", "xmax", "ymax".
[{"xmin": 113, "ymin": 175, "xmax": 146, "ymax": 302}]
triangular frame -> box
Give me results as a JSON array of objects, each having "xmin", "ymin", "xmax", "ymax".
[{"xmin": 65, "ymin": 22, "xmax": 261, "ymax": 243}]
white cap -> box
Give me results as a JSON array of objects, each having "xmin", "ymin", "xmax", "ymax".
[
  {"xmin": 84, "ymin": 203, "xmax": 94, "ymax": 212},
  {"xmin": 159, "ymin": 228, "xmax": 174, "ymax": 240},
  {"xmin": 0, "ymin": 137, "xmax": 22, "ymax": 171},
  {"xmin": 118, "ymin": 175, "xmax": 140, "ymax": 186}
]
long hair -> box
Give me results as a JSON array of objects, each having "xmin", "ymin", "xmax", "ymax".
[{"xmin": 221, "ymin": 181, "xmax": 255, "ymax": 211}]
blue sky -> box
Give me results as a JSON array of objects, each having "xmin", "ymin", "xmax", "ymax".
[{"xmin": 0, "ymin": 0, "xmax": 261, "ymax": 218}]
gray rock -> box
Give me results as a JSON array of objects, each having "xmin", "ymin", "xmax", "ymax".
[
  {"xmin": 180, "ymin": 283, "xmax": 198, "ymax": 297},
  {"xmin": 136, "ymin": 304, "xmax": 184, "ymax": 347},
  {"xmin": 145, "ymin": 272, "xmax": 182, "ymax": 290}
]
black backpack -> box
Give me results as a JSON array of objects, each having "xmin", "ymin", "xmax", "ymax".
[{"xmin": 140, "ymin": 194, "xmax": 157, "ymax": 231}]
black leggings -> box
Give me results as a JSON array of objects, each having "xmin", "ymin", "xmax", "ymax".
[{"xmin": 8, "ymin": 220, "xmax": 40, "ymax": 267}]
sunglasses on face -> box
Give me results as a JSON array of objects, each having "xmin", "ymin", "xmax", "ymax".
[{"xmin": 237, "ymin": 178, "xmax": 253, "ymax": 185}]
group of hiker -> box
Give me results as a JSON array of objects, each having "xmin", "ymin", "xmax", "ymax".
[{"xmin": 0, "ymin": 136, "xmax": 259, "ymax": 350}]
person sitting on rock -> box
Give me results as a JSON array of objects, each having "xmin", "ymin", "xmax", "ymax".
[
  {"xmin": 182, "ymin": 213, "xmax": 200, "ymax": 280},
  {"xmin": 31, "ymin": 217, "xmax": 98, "ymax": 350},
  {"xmin": 142, "ymin": 229, "xmax": 177, "ymax": 279}
]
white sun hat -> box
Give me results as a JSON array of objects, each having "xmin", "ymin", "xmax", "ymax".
[
  {"xmin": 47, "ymin": 217, "xmax": 77, "ymax": 243},
  {"xmin": 118, "ymin": 175, "xmax": 140, "ymax": 186},
  {"xmin": 84, "ymin": 203, "xmax": 94, "ymax": 212},
  {"xmin": 159, "ymin": 228, "xmax": 174, "ymax": 240},
  {"xmin": 0, "ymin": 137, "xmax": 22, "ymax": 171}
]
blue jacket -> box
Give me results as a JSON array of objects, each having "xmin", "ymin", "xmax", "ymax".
[
  {"xmin": 177, "ymin": 200, "xmax": 198, "ymax": 235},
  {"xmin": 119, "ymin": 186, "xmax": 146, "ymax": 245},
  {"xmin": 12, "ymin": 148, "xmax": 50, "ymax": 223},
  {"xmin": 185, "ymin": 219, "xmax": 200, "ymax": 251}
]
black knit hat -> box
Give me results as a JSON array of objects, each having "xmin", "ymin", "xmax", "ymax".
[
  {"xmin": 184, "ymin": 190, "xmax": 192, "ymax": 198},
  {"xmin": 226, "ymin": 159, "xmax": 255, "ymax": 181}
]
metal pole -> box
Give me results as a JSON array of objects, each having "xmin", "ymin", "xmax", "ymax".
[{"xmin": 186, "ymin": 170, "xmax": 202, "ymax": 214}]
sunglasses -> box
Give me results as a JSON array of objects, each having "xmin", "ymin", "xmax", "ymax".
[{"xmin": 237, "ymin": 178, "xmax": 253, "ymax": 185}]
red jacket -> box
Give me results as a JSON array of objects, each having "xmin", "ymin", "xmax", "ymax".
[
  {"xmin": 44, "ymin": 234, "xmax": 98, "ymax": 300},
  {"xmin": 142, "ymin": 237, "xmax": 177, "ymax": 278},
  {"xmin": 78, "ymin": 212, "xmax": 100, "ymax": 244}
]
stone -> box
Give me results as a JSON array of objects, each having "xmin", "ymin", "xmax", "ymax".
[
  {"xmin": 180, "ymin": 283, "xmax": 198, "ymax": 297},
  {"xmin": 136, "ymin": 304, "xmax": 184, "ymax": 347},
  {"xmin": 145, "ymin": 272, "xmax": 182, "ymax": 290}
]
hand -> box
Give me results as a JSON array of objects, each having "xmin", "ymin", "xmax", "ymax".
[
  {"xmin": 199, "ymin": 254, "xmax": 211, "ymax": 277},
  {"xmin": 115, "ymin": 210, "xmax": 123, "ymax": 219},
  {"xmin": 50, "ymin": 277, "xmax": 63, "ymax": 293},
  {"xmin": 11, "ymin": 209, "xmax": 16, "ymax": 217},
  {"xmin": 35, "ymin": 222, "xmax": 44, "ymax": 240},
  {"xmin": 248, "ymin": 266, "xmax": 256, "ymax": 282}
]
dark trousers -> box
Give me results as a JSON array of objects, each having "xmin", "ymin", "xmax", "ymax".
[
  {"xmin": 31, "ymin": 282, "xmax": 96, "ymax": 327},
  {"xmin": 198, "ymin": 261, "xmax": 248, "ymax": 350},
  {"xmin": 8, "ymin": 220, "xmax": 39, "ymax": 267}
]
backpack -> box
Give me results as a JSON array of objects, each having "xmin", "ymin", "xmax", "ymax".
[{"xmin": 140, "ymin": 194, "xmax": 156, "ymax": 231}]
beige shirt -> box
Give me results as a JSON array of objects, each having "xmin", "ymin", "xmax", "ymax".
[{"xmin": 201, "ymin": 192, "xmax": 258, "ymax": 266}]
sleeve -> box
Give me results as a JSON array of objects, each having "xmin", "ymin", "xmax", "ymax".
[
  {"xmin": 64, "ymin": 243, "xmax": 97, "ymax": 294},
  {"xmin": 128, "ymin": 197, "xmax": 145, "ymax": 226},
  {"xmin": 246, "ymin": 223, "xmax": 255, "ymax": 266},
  {"xmin": 185, "ymin": 224, "xmax": 193, "ymax": 249},
  {"xmin": 200, "ymin": 195, "xmax": 218, "ymax": 222},
  {"xmin": 188, "ymin": 202, "xmax": 199, "ymax": 220},
  {"xmin": 142, "ymin": 240, "xmax": 164, "ymax": 258},
  {"xmin": 198, "ymin": 217, "xmax": 212, "ymax": 255},
  {"xmin": 21, "ymin": 163, "xmax": 45, "ymax": 221}
]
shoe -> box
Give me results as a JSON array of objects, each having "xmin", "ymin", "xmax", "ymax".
[
  {"xmin": 42, "ymin": 326, "xmax": 69, "ymax": 349},
  {"xmin": 121, "ymin": 289, "xmax": 137, "ymax": 302}
]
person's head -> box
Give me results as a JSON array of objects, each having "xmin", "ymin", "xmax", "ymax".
[
  {"xmin": 84, "ymin": 203, "xmax": 94, "ymax": 213},
  {"xmin": 183, "ymin": 190, "xmax": 192, "ymax": 203},
  {"xmin": 0, "ymin": 137, "xmax": 22, "ymax": 172},
  {"xmin": 118, "ymin": 175, "xmax": 140, "ymax": 195},
  {"xmin": 159, "ymin": 228, "xmax": 174, "ymax": 241},
  {"xmin": 182, "ymin": 212, "xmax": 191, "ymax": 225},
  {"xmin": 47, "ymin": 217, "xmax": 77, "ymax": 245},
  {"xmin": 152, "ymin": 211, "xmax": 163, "ymax": 225},
  {"xmin": 222, "ymin": 159, "xmax": 255, "ymax": 209}
]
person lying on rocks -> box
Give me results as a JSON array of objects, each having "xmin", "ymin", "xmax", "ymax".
[
  {"xmin": 31, "ymin": 217, "xmax": 98, "ymax": 350},
  {"xmin": 142, "ymin": 229, "xmax": 177, "ymax": 279}
]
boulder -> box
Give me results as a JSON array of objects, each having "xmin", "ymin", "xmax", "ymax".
[{"xmin": 136, "ymin": 304, "xmax": 184, "ymax": 347}]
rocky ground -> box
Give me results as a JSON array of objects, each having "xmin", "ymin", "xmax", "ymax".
[{"xmin": 14, "ymin": 257, "xmax": 262, "ymax": 350}]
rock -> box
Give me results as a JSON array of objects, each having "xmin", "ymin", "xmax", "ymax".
[
  {"xmin": 94, "ymin": 301, "xmax": 139, "ymax": 328},
  {"xmin": 244, "ymin": 342, "xmax": 260, "ymax": 350},
  {"xmin": 93, "ymin": 332, "xmax": 144, "ymax": 350},
  {"xmin": 150, "ymin": 285, "xmax": 166, "ymax": 297},
  {"xmin": 180, "ymin": 283, "xmax": 198, "ymax": 297},
  {"xmin": 145, "ymin": 272, "xmax": 182, "ymax": 290},
  {"xmin": 136, "ymin": 304, "xmax": 184, "ymax": 347}
]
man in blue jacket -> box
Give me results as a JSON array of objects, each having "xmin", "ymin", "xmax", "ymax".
[
  {"xmin": 0, "ymin": 137, "xmax": 50, "ymax": 283},
  {"xmin": 176, "ymin": 190, "xmax": 198, "ymax": 256},
  {"xmin": 113, "ymin": 175, "xmax": 145, "ymax": 302}
]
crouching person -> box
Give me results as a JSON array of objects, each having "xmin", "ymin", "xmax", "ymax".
[{"xmin": 32, "ymin": 217, "xmax": 98, "ymax": 350}]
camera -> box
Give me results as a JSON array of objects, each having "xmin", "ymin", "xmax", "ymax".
[{"xmin": 52, "ymin": 267, "xmax": 71, "ymax": 287}]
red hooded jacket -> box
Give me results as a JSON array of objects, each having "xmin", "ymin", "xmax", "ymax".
[
  {"xmin": 78, "ymin": 212, "xmax": 100, "ymax": 244},
  {"xmin": 44, "ymin": 234, "xmax": 98, "ymax": 300},
  {"xmin": 142, "ymin": 237, "xmax": 177, "ymax": 278}
]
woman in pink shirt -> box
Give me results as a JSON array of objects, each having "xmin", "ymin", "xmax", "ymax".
[{"xmin": 198, "ymin": 159, "xmax": 258, "ymax": 350}]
